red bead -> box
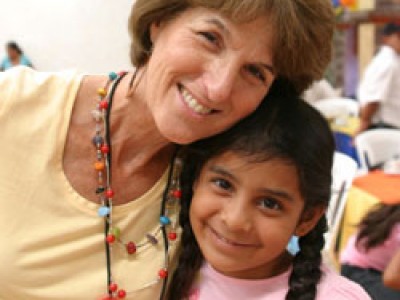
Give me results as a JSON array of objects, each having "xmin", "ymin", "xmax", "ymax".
[
  {"xmin": 168, "ymin": 232, "xmax": 177, "ymax": 241},
  {"xmin": 158, "ymin": 269, "xmax": 168, "ymax": 279},
  {"xmin": 172, "ymin": 189, "xmax": 182, "ymax": 198},
  {"xmin": 126, "ymin": 241, "xmax": 137, "ymax": 254},
  {"xmin": 100, "ymin": 100, "xmax": 109, "ymax": 110},
  {"xmin": 118, "ymin": 71, "xmax": 127, "ymax": 77},
  {"xmin": 106, "ymin": 189, "xmax": 114, "ymax": 198},
  {"xmin": 101, "ymin": 145, "xmax": 110, "ymax": 154},
  {"xmin": 117, "ymin": 289, "xmax": 126, "ymax": 298},
  {"xmin": 106, "ymin": 234, "xmax": 116, "ymax": 244},
  {"xmin": 109, "ymin": 282, "xmax": 118, "ymax": 292}
]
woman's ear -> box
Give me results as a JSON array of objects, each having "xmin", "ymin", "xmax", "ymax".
[
  {"xmin": 294, "ymin": 206, "xmax": 326, "ymax": 237},
  {"xmin": 150, "ymin": 21, "xmax": 162, "ymax": 45}
]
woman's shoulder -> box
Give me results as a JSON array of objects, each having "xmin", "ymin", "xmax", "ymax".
[
  {"xmin": 0, "ymin": 66, "xmax": 83, "ymax": 105},
  {"xmin": 317, "ymin": 265, "xmax": 371, "ymax": 300},
  {"xmin": 0, "ymin": 66, "xmax": 82, "ymax": 91}
]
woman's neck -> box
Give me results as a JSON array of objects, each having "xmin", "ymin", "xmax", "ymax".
[{"xmin": 63, "ymin": 70, "xmax": 175, "ymax": 204}]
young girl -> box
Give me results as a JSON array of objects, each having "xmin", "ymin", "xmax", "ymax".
[
  {"xmin": 341, "ymin": 204, "xmax": 400, "ymax": 300},
  {"xmin": 167, "ymin": 79, "xmax": 371, "ymax": 300}
]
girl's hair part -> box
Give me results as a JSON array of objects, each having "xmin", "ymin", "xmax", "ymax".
[
  {"xmin": 167, "ymin": 78, "xmax": 335, "ymax": 299},
  {"xmin": 356, "ymin": 204, "xmax": 400, "ymax": 251}
]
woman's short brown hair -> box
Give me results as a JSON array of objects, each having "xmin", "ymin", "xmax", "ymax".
[{"xmin": 129, "ymin": 0, "xmax": 335, "ymax": 93}]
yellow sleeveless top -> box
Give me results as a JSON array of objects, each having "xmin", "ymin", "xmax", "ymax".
[{"xmin": 0, "ymin": 67, "xmax": 178, "ymax": 300}]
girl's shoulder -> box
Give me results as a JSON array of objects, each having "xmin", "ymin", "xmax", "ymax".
[{"xmin": 317, "ymin": 265, "xmax": 371, "ymax": 300}]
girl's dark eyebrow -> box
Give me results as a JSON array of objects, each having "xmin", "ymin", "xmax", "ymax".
[
  {"xmin": 208, "ymin": 165, "xmax": 238, "ymax": 183},
  {"xmin": 209, "ymin": 165, "xmax": 293, "ymax": 202},
  {"xmin": 259, "ymin": 188, "xmax": 294, "ymax": 202}
]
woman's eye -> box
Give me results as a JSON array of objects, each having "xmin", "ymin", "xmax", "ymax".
[
  {"xmin": 212, "ymin": 178, "xmax": 232, "ymax": 191},
  {"xmin": 199, "ymin": 31, "xmax": 219, "ymax": 45},
  {"xmin": 259, "ymin": 198, "xmax": 281, "ymax": 211},
  {"xmin": 245, "ymin": 65, "xmax": 266, "ymax": 83}
]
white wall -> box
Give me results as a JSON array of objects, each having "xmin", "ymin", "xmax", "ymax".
[{"xmin": 0, "ymin": 0, "xmax": 134, "ymax": 73}]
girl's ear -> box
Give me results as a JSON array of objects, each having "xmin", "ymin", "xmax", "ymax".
[{"xmin": 294, "ymin": 206, "xmax": 326, "ymax": 237}]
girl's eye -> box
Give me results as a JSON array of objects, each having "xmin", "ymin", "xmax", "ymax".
[
  {"xmin": 245, "ymin": 65, "xmax": 266, "ymax": 83},
  {"xmin": 212, "ymin": 178, "xmax": 232, "ymax": 191},
  {"xmin": 199, "ymin": 31, "xmax": 219, "ymax": 45},
  {"xmin": 259, "ymin": 198, "xmax": 281, "ymax": 211}
]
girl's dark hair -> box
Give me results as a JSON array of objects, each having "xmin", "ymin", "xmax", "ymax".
[
  {"xmin": 356, "ymin": 204, "xmax": 400, "ymax": 251},
  {"xmin": 167, "ymin": 78, "xmax": 335, "ymax": 300},
  {"xmin": 6, "ymin": 41, "xmax": 23, "ymax": 55}
]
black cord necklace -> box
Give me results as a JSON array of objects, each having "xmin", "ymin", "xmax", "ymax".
[{"xmin": 93, "ymin": 71, "xmax": 181, "ymax": 299}]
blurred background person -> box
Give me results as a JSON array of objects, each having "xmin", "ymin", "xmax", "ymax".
[
  {"xmin": 383, "ymin": 249, "xmax": 400, "ymax": 291},
  {"xmin": 356, "ymin": 22, "xmax": 400, "ymax": 134},
  {"xmin": 340, "ymin": 204, "xmax": 400, "ymax": 300},
  {"xmin": 0, "ymin": 41, "xmax": 33, "ymax": 71}
]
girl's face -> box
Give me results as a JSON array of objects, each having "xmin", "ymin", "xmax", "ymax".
[
  {"xmin": 142, "ymin": 7, "xmax": 275, "ymax": 144},
  {"xmin": 190, "ymin": 152, "xmax": 323, "ymax": 279}
]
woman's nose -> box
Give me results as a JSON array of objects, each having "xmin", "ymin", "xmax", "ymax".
[{"xmin": 204, "ymin": 56, "xmax": 240, "ymax": 103}]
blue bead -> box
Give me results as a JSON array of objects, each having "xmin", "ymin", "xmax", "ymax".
[
  {"xmin": 98, "ymin": 206, "xmax": 110, "ymax": 217},
  {"xmin": 160, "ymin": 216, "xmax": 171, "ymax": 225},
  {"xmin": 92, "ymin": 135, "xmax": 104, "ymax": 146},
  {"xmin": 109, "ymin": 72, "xmax": 118, "ymax": 81}
]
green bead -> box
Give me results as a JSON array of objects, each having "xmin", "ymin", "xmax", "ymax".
[
  {"xmin": 109, "ymin": 72, "xmax": 118, "ymax": 80},
  {"xmin": 110, "ymin": 227, "xmax": 121, "ymax": 239}
]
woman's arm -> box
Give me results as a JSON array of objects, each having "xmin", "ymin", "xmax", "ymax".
[{"xmin": 383, "ymin": 249, "xmax": 400, "ymax": 290}]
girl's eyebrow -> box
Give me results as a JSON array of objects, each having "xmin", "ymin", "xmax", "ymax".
[
  {"xmin": 208, "ymin": 165, "xmax": 238, "ymax": 183},
  {"xmin": 258, "ymin": 188, "xmax": 294, "ymax": 202}
]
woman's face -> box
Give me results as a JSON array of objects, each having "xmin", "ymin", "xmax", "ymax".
[{"xmin": 142, "ymin": 7, "xmax": 276, "ymax": 144}]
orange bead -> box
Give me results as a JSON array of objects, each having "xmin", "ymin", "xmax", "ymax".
[
  {"xmin": 98, "ymin": 88, "xmax": 107, "ymax": 97},
  {"xmin": 94, "ymin": 161, "xmax": 105, "ymax": 171}
]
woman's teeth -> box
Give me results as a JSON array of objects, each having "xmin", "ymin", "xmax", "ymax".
[{"xmin": 181, "ymin": 87, "xmax": 212, "ymax": 115}]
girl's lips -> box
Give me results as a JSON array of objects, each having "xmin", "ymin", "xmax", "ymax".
[{"xmin": 208, "ymin": 225, "xmax": 257, "ymax": 248}]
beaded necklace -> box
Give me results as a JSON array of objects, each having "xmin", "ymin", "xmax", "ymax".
[{"xmin": 92, "ymin": 71, "xmax": 181, "ymax": 299}]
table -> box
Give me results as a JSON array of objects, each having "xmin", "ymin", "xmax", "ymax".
[{"xmin": 338, "ymin": 170, "xmax": 400, "ymax": 252}]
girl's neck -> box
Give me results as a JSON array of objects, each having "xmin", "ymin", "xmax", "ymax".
[{"xmin": 214, "ymin": 251, "xmax": 294, "ymax": 280}]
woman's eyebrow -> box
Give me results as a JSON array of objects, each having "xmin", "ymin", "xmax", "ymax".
[
  {"xmin": 204, "ymin": 18, "xmax": 275, "ymax": 75},
  {"xmin": 204, "ymin": 18, "xmax": 230, "ymax": 37}
]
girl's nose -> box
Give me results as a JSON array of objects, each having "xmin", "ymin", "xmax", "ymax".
[{"xmin": 220, "ymin": 199, "xmax": 252, "ymax": 233}]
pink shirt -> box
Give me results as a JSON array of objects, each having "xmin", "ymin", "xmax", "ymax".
[
  {"xmin": 340, "ymin": 223, "xmax": 400, "ymax": 271},
  {"xmin": 188, "ymin": 263, "xmax": 371, "ymax": 300}
]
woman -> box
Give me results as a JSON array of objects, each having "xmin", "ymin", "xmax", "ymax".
[
  {"xmin": 0, "ymin": 41, "xmax": 33, "ymax": 71},
  {"xmin": 0, "ymin": 1, "xmax": 334, "ymax": 299}
]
